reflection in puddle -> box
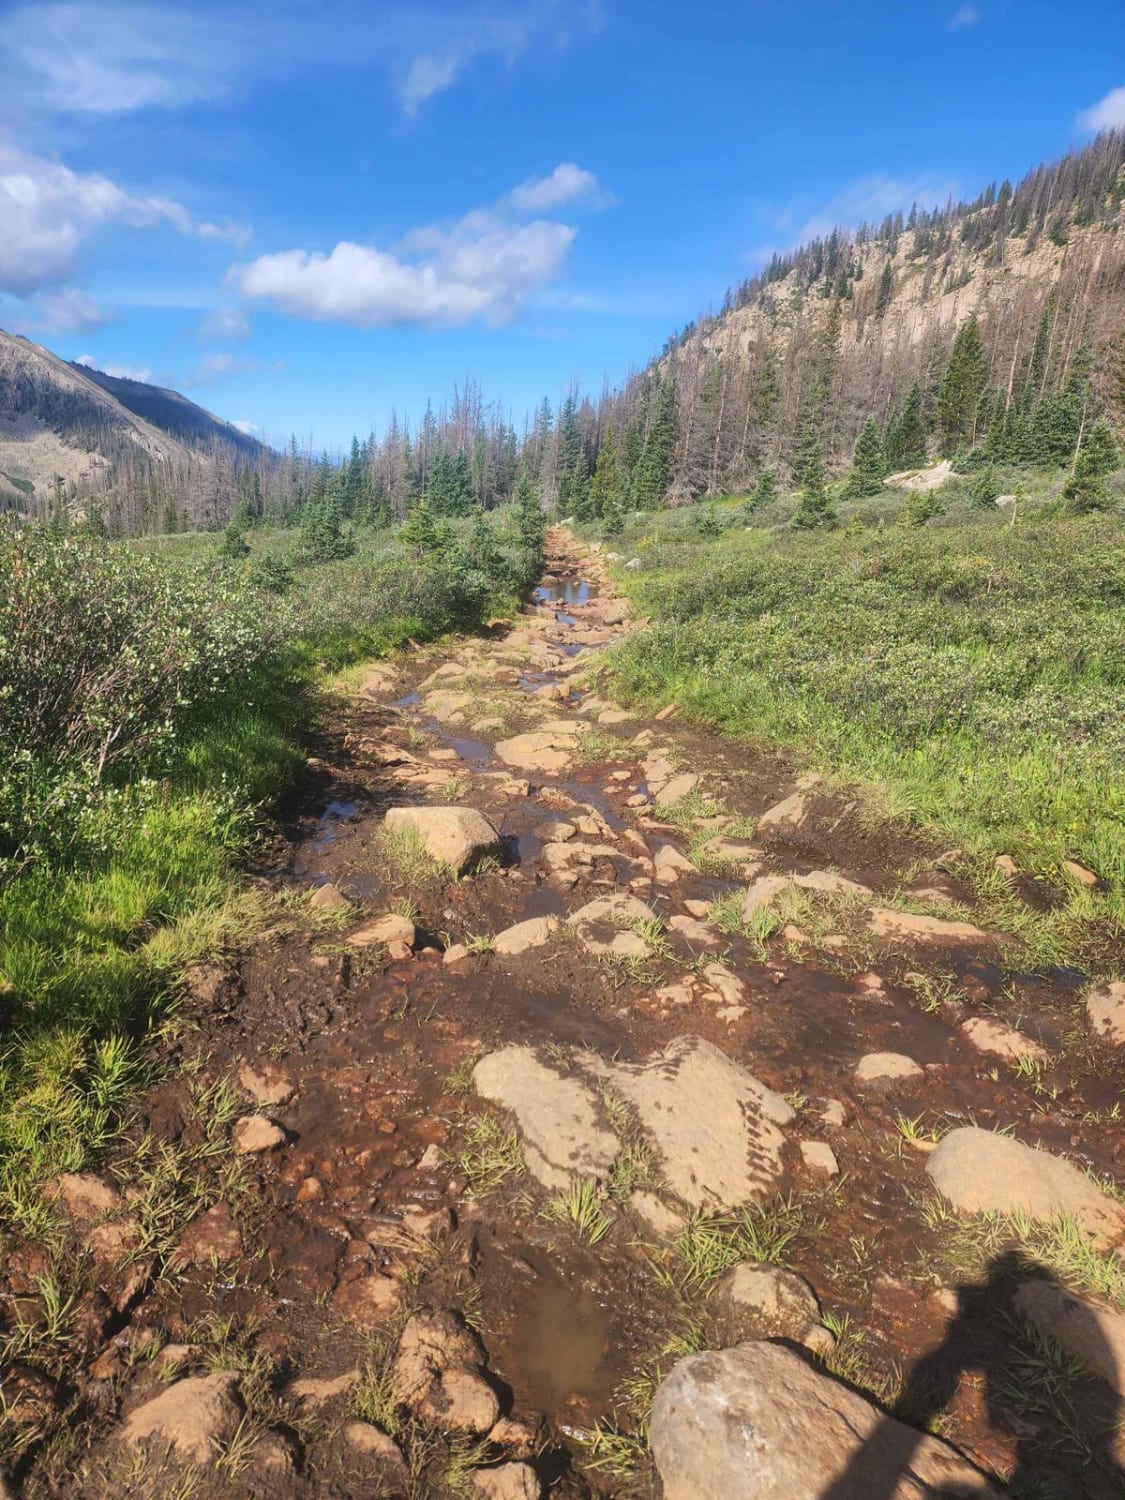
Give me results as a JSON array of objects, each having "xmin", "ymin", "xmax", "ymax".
[
  {"xmin": 441, "ymin": 734, "xmax": 491, "ymax": 764},
  {"xmin": 533, "ymin": 577, "xmax": 593, "ymax": 606}
]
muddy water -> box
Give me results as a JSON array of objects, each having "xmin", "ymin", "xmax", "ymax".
[{"xmin": 533, "ymin": 576, "xmax": 595, "ymax": 606}]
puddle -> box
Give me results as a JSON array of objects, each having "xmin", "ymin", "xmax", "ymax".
[
  {"xmin": 392, "ymin": 690, "xmax": 422, "ymax": 709},
  {"xmin": 533, "ymin": 577, "xmax": 593, "ymax": 606},
  {"xmin": 442, "ymin": 733, "xmax": 491, "ymax": 764},
  {"xmin": 500, "ymin": 1253, "xmax": 616, "ymax": 1411},
  {"xmin": 550, "ymin": 639, "xmax": 586, "ymax": 657},
  {"xmin": 336, "ymin": 872, "xmax": 382, "ymax": 902}
]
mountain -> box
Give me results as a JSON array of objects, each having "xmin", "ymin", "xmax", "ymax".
[
  {"xmin": 578, "ymin": 129, "xmax": 1125, "ymax": 505},
  {"xmin": 0, "ymin": 330, "xmax": 271, "ymax": 533}
]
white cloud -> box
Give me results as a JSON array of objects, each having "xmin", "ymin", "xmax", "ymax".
[
  {"xmin": 399, "ymin": 48, "xmax": 472, "ymax": 116},
  {"xmin": 950, "ymin": 5, "xmax": 981, "ymax": 29},
  {"xmin": 227, "ymin": 167, "xmax": 595, "ymax": 329},
  {"xmin": 1078, "ymin": 87, "xmax": 1125, "ymax": 133},
  {"xmin": 508, "ymin": 163, "xmax": 599, "ymax": 214},
  {"xmin": 75, "ymin": 353, "xmax": 154, "ymax": 382},
  {"xmin": 186, "ymin": 352, "xmax": 258, "ymax": 386},
  {"xmin": 0, "ymin": 147, "xmax": 249, "ymax": 296},
  {"xmin": 19, "ymin": 287, "xmax": 114, "ymax": 334},
  {"xmin": 198, "ymin": 307, "xmax": 251, "ymax": 342},
  {"xmin": 232, "ymin": 419, "xmax": 259, "ymax": 435}
]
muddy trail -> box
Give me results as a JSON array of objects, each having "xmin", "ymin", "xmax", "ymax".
[{"xmin": 7, "ymin": 530, "xmax": 1125, "ymax": 1499}]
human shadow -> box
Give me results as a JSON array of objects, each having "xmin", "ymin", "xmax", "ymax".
[{"xmin": 819, "ymin": 1251, "xmax": 1125, "ymax": 1499}]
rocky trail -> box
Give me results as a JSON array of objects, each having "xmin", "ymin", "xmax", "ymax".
[{"xmin": 7, "ymin": 530, "xmax": 1125, "ymax": 1499}]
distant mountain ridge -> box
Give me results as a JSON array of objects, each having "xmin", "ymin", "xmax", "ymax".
[{"xmin": 0, "ymin": 330, "xmax": 270, "ymax": 533}]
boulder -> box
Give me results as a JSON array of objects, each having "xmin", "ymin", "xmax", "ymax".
[
  {"xmin": 344, "ymin": 1421, "xmax": 406, "ymax": 1468},
  {"xmin": 594, "ymin": 1037, "xmax": 794, "ymax": 1212},
  {"xmin": 926, "ymin": 1128, "xmax": 1125, "ymax": 1246},
  {"xmin": 1013, "ymin": 1279, "xmax": 1125, "ymax": 1395},
  {"xmin": 854, "ymin": 1053, "xmax": 924, "ymax": 1085},
  {"xmin": 493, "ymin": 916, "xmax": 560, "ymax": 956},
  {"xmin": 286, "ymin": 1370, "xmax": 361, "ymax": 1409},
  {"xmin": 494, "ymin": 731, "xmax": 577, "ymax": 774},
  {"xmin": 119, "ymin": 1372, "xmax": 242, "ymax": 1465},
  {"xmin": 1086, "ymin": 981, "xmax": 1125, "ymax": 1046},
  {"xmin": 384, "ymin": 806, "xmax": 503, "ymax": 875},
  {"xmin": 650, "ymin": 1341, "xmax": 1000, "ymax": 1500},
  {"xmin": 473, "ymin": 1047, "xmax": 620, "ymax": 1189},
  {"xmin": 960, "ymin": 1016, "xmax": 1048, "ymax": 1066},
  {"xmin": 389, "ymin": 1310, "xmax": 500, "ymax": 1434}
]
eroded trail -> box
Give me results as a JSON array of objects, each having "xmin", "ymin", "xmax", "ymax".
[{"xmin": 21, "ymin": 531, "xmax": 1125, "ymax": 1499}]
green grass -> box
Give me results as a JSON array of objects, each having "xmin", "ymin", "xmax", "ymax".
[{"xmin": 593, "ymin": 486, "xmax": 1125, "ymax": 967}]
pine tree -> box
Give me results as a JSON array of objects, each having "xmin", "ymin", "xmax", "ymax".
[
  {"xmin": 632, "ymin": 382, "xmax": 675, "ymax": 508},
  {"xmin": 883, "ymin": 383, "xmax": 927, "ymax": 470},
  {"xmin": 300, "ymin": 493, "xmax": 355, "ymax": 561},
  {"xmin": 791, "ymin": 437, "xmax": 836, "ymax": 529},
  {"xmin": 845, "ymin": 416, "xmax": 886, "ymax": 497},
  {"xmin": 511, "ymin": 471, "xmax": 547, "ymax": 554},
  {"xmin": 937, "ymin": 314, "xmax": 988, "ymax": 454},
  {"xmin": 589, "ymin": 424, "xmax": 621, "ymax": 519},
  {"xmin": 1064, "ymin": 417, "xmax": 1119, "ymax": 513},
  {"xmin": 401, "ymin": 494, "xmax": 442, "ymax": 556},
  {"xmin": 218, "ymin": 519, "xmax": 250, "ymax": 560},
  {"xmin": 745, "ymin": 468, "xmax": 777, "ymax": 511},
  {"xmin": 875, "ymin": 261, "xmax": 894, "ymax": 320}
]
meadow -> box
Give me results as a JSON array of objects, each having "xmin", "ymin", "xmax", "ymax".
[{"xmin": 592, "ymin": 470, "xmax": 1125, "ymax": 970}]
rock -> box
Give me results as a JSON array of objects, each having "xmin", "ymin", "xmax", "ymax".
[
  {"xmin": 794, "ymin": 869, "xmax": 872, "ymax": 899},
  {"xmin": 309, "ymin": 882, "xmax": 350, "ymax": 912},
  {"xmin": 700, "ymin": 835, "xmax": 762, "ymax": 869},
  {"xmin": 994, "ymin": 855, "xmax": 1019, "ymax": 878},
  {"xmin": 490, "ymin": 1416, "xmax": 540, "ymax": 1456},
  {"xmin": 654, "ymin": 843, "xmax": 696, "ymax": 884},
  {"xmin": 800, "ymin": 1141, "xmax": 839, "ymax": 1176},
  {"xmin": 45, "ymin": 1172, "xmax": 120, "ymax": 1222},
  {"xmin": 820, "ymin": 1100, "xmax": 847, "ymax": 1128},
  {"xmin": 868, "ymin": 908, "xmax": 997, "ymax": 944},
  {"xmin": 237, "ymin": 1061, "xmax": 297, "ymax": 1106},
  {"xmin": 119, "ymin": 1372, "xmax": 242, "ymax": 1465},
  {"xmin": 566, "ymin": 892, "xmax": 653, "ymax": 958},
  {"xmin": 600, "ymin": 603, "xmax": 628, "ymax": 625},
  {"xmin": 667, "ymin": 914, "xmax": 721, "ymax": 949},
  {"xmin": 854, "ymin": 1052, "xmax": 923, "ymax": 1085},
  {"xmin": 656, "ymin": 773, "xmax": 699, "ymax": 807},
  {"xmin": 926, "ymin": 1128, "xmax": 1125, "ymax": 1247},
  {"xmin": 741, "ymin": 875, "xmax": 795, "ymax": 920},
  {"xmin": 533, "ymin": 820, "xmax": 576, "ymax": 842},
  {"xmin": 331, "ymin": 1272, "xmax": 402, "ymax": 1328},
  {"xmin": 493, "ymin": 916, "xmax": 560, "ymax": 956},
  {"xmin": 717, "ymin": 1263, "xmax": 821, "ymax": 1341},
  {"xmin": 471, "ymin": 1462, "xmax": 541, "ymax": 1499},
  {"xmin": 683, "ymin": 899, "xmax": 712, "ymax": 919},
  {"xmin": 389, "ymin": 1310, "xmax": 500, "ymax": 1434},
  {"xmin": 495, "ymin": 731, "xmax": 577, "ymax": 774},
  {"xmin": 595, "ymin": 1036, "xmax": 794, "ymax": 1212},
  {"xmin": 755, "ymin": 792, "xmax": 810, "ymax": 836},
  {"xmin": 1086, "ymin": 981, "xmax": 1125, "ymax": 1045},
  {"xmin": 629, "ymin": 1190, "xmax": 685, "ymax": 1238},
  {"xmin": 344, "ymin": 1421, "xmax": 406, "ymax": 1467},
  {"xmin": 598, "ymin": 708, "xmax": 631, "ymax": 725},
  {"xmin": 656, "ymin": 979, "xmax": 696, "ymax": 1007},
  {"xmin": 348, "ymin": 913, "xmax": 417, "ymax": 949},
  {"xmin": 699, "ymin": 964, "xmax": 745, "ymax": 1005},
  {"xmin": 1063, "ymin": 859, "xmax": 1099, "ymax": 888},
  {"xmin": 232, "ymin": 1115, "xmax": 287, "ymax": 1154},
  {"xmin": 286, "ymin": 1370, "xmax": 361, "ymax": 1408},
  {"xmin": 250, "ymin": 1430, "xmax": 300, "ymax": 1482},
  {"xmin": 443, "ymin": 943, "xmax": 470, "ymax": 966},
  {"xmin": 473, "ymin": 1047, "xmax": 620, "ymax": 1189},
  {"xmin": 650, "ymin": 1341, "xmax": 1000, "ymax": 1500},
  {"xmin": 384, "ymin": 806, "xmax": 503, "ymax": 876},
  {"xmin": 960, "ymin": 1016, "xmax": 1049, "ymax": 1066},
  {"xmin": 173, "ymin": 1203, "xmax": 242, "ymax": 1268},
  {"xmin": 1013, "ymin": 1279, "xmax": 1125, "ymax": 1395}
]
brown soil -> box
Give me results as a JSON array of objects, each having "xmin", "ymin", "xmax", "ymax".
[{"xmin": 5, "ymin": 530, "xmax": 1124, "ymax": 1499}]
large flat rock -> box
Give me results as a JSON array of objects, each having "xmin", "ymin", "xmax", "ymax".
[
  {"xmin": 650, "ymin": 1341, "xmax": 1000, "ymax": 1499},
  {"xmin": 595, "ymin": 1036, "xmax": 795, "ymax": 1212},
  {"xmin": 384, "ymin": 806, "xmax": 502, "ymax": 875},
  {"xmin": 926, "ymin": 1127, "xmax": 1125, "ymax": 1247},
  {"xmin": 472, "ymin": 1047, "xmax": 620, "ymax": 1189}
]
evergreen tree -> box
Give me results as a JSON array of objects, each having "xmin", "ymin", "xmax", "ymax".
[
  {"xmin": 1064, "ymin": 418, "xmax": 1120, "ymax": 513},
  {"xmin": 845, "ymin": 416, "xmax": 886, "ymax": 497},
  {"xmin": 300, "ymin": 493, "xmax": 355, "ymax": 561},
  {"xmin": 969, "ymin": 465, "xmax": 1001, "ymax": 507},
  {"xmin": 589, "ymin": 424, "xmax": 621, "ymax": 518},
  {"xmin": 401, "ymin": 495, "xmax": 442, "ymax": 556},
  {"xmin": 632, "ymin": 382, "xmax": 675, "ymax": 508},
  {"xmin": 883, "ymin": 382, "xmax": 927, "ymax": 469},
  {"xmin": 511, "ymin": 471, "xmax": 547, "ymax": 554},
  {"xmin": 937, "ymin": 314, "xmax": 988, "ymax": 453},
  {"xmin": 556, "ymin": 396, "xmax": 583, "ymax": 512},
  {"xmin": 744, "ymin": 468, "xmax": 777, "ymax": 511},
  {"xmin": 218, "ymin": 517, "xmax": 250, "ymax": 560},
  {"xmin": 875, "ymin": 261, "xmax": 894, "ymax": 320},
  {"xmin": 791, "ymin": 437, "xmax": 837, "ymax": 529}
]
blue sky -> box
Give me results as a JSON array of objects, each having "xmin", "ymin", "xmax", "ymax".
[{"xmin": 1, "ymin": 0, "xmax": 1122, "ymax": 450}]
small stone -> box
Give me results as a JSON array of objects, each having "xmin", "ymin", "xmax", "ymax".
[
  {"xmin": 348, "ymin": 913, "xmax": 417, "ymax": 949},
  {"xmin": 232, "ymin": 1115, "xmax": 287, "ymax": 1154},
  {"xmin": 418, "ymin": 1143, "xmax": 446, "ymax": 1171},
  {"xmin": 626, "ymin": 793, "xmax": 649, "ymax": 807},
  {"xmin": 854, "ymin": 1052, "xmax": 924, "ymax": 1084},
  {"xmin": 799, "ymin": 1141, "xmax": 839, "ymax": 1176},
  {"xmin": 820, "ymin": 1100, "xmax": 847, "ymax": 1128},
  {"xmin": 994, "ymin": 855, "xmax": 1019, "ymax": 878},
  {"xmin": 667, "ymin": 914, "xmax": 721, "ymax": 949},
  {"xmin": 443, "ymin": 943, "xmax": 471, "ymax": 966},
  {"xmin": 683, "ymin": 899, "xmax": 712, "ymax": 919},
  {"xmin": 654, "ymin": 844, "xmax": 696, "ymax": 884},
  {"xmin": 629, "ymin": 1191, "xmax": 685, "ymax": 1238},
  {"xmin": 250, "ymin": 1430, "xmax": 300, "ymax": 1481},
  {"xmin": 173, "ymin": 1203, "xmax": 242, "ymax": 1267},
  {"xmin": 309, "ymin": 882, "xmax": 349, "ymax": 912},
  {"xmin": 344, "ymin": 1421, "xmax": 405, "ymax": 1467},
  {"xmin": 1063, "ymin": 859, "xmax": 1099, "ymax": 888},
  {"xmin": 384, "ymin": 806, "xmax": 503, "ymax": 875},
  {"xmin": 856, "ymin": 971, "xmax": 886, "ymax": 996},
  {"xmin": 471, "ymin": 1462, "xmax": 541, "ymax": 1500},
  {"xmin": 390, "ymin": 1310, "xmax": 500, "ymax": 1434},
  {"xmin": 868, "ymin": 907, "xmax": 997, "ymax": 944},
  {"xmin": 119, "ymin": 1372, "xmax": 242, "ymax": 1464},
  {"xmin": 755, "ymin": 792, "xmax": 810, "ymax": 836},
  {"xmin": 1086, "ymin": 981, "xmax": 1125, "ymax": 1046},
  {"xmin": 493, "ymin": 916, "xmax": 560, "ymax": 956},
  {"xmin": 286, "ymin": 1370, "xmax": 361, "ymax": 1408},
  {"xmin": 237, "ymin": 1062, "xmax": 297, "ymax": 1106},
  {"xmin": 717, "ymin": 1263, "xmax": 821, "ymax": 1341},
  {"xmin": 699, "ymin": 963, "xmax": 746, "ymax": 1004},
  {"xmin": 655, "ymin": 773, "xmax": 699, "ymax": 808},
  {"xmin": 331, "ymin": 1273, "xmax": 402, "ymax": 1329},
  {"xmin": 45, "ymin": 1172, "xmax": 121, "ymax": 1222},
  {"xmin": 533, "ymin": 821, "xmax": 576, "ymax": 842}
]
